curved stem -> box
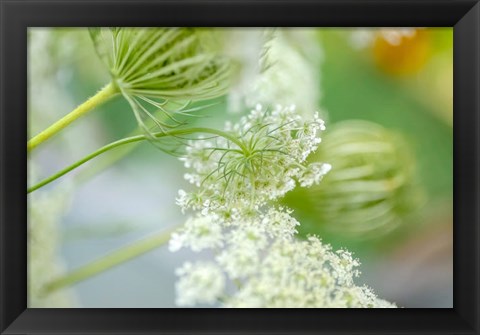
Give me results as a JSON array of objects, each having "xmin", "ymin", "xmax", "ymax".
[
  {"xmin": 73, "ymin": 126, "xmax": 143, "ymax": 185},
  {"xmin": 41, "ymin": 225, "xmax": 180, "ymax": 295},
  {"xmin": 28, "ymin": 133, "xmax": 150, "ymax": 193},
  {"xmin": 74, "ymin": 107, "xmax": 173, "ymax": 184},
  {"xmin": 27, "ymin": 82, "xmax": 119, "ymax": 152},
  {"xmin": 28, "ymin": 127, "xmax": 247, "ymax": 193}
]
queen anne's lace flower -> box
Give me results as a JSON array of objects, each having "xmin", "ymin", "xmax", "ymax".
[
  {"xmin": 170, "ymin": 103, "xmax": 396, "ymax": 308},
  {"xmin": 177, "ymin": 104, "xmax": 330, "ymax": 216}
]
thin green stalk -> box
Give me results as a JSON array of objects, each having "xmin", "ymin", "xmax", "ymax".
[
  {"xmin": 74, "ymin": 107, "xmax": 173, "ymax": 184},
  {"xmin": 28, "ymin": 133, "xmax": 149, "ymax": 193},
  {"xmin": 27, "ymin": 82, "xmax": 119, "ymax": 152},
  {"xmin": 28, "ymin": 127, "xmax": 247, "ymax": 193},
  {"xmin": 74, "ymin": 127, "xmax": 144, "ymax": 184},
  {"xmin": 41, "ymin": 225, "xmax": 180, "ymax": 295}
]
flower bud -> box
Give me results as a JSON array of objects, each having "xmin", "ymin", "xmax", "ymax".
[
  {"xmin": 90, "ymin": 28, "xmax": 234, "ymax": 101},
  {"xmin": 89, "ymin": 28, "xmax": 237, "ymax": 136},
  {"xmin": 288, "ymin": 120, "xmax": 424, "ymax": 239}
]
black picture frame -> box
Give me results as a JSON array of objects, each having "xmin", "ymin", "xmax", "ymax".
[{"xmin": 1, "ymin": 0, "xmax": 479, "ymax": 334}]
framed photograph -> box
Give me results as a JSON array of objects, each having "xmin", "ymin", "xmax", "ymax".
[{"xmin": 1, "ymin": 0, "xmax": 479, "ymax": 334}]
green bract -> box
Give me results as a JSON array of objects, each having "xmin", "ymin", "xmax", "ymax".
[{"xmin": 89, "ymin": 28, "xmax": 235, "ymax": 132}]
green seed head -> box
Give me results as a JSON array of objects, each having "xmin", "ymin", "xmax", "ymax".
[
  {"xmin": 288, "ymin": 120, "xmax": 424, "ymax": 239},
  {"xmin": 90, "ymin": 27, "xmax": 233, "ymax": 101},
  {"xmin": 89, "ymin": 28, "xmax": 237, "ymax": 140}
]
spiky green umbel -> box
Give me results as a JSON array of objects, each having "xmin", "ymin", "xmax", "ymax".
[
  {"xmin": 89, "ymin": 28, "xmax": 235, "ymax": 133},
  {"xmin": 27, "ymin": 28, "xmax": 237, "ymax": 152},
  {"xmin": 286, "ymin": 120, "xmax": 424, "ymax": 239}
]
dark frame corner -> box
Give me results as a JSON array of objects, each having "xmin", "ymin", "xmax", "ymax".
[{"xmin": 1, "ymin": 0, "xmax": 479, "ymax": 334}]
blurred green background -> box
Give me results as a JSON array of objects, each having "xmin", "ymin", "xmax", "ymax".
[{"xmin": 28, "ymin": 28, "xmax": 452, "ymax": 308}]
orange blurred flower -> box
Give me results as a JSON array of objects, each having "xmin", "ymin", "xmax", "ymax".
[{"xmin": 373, "ymin": 29, "xmax": 431, "ymax": 75}]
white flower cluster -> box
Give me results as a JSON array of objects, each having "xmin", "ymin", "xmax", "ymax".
[
  {"xmin": 226, "ymin": 236, "xmax": 396, "ymax": 308},
  {"xmin": 171, "ymin": 211, "xmax": 396, "ymax": 307},
  {"xmin": 177, "ymin": 104, "xmax": 330, "ymax": 217},
  {"xmin": 175, "ymin": 262, "xmax": 225, "ymax": 306},
  {"xmin": 170, "ymin": 104, "xmax": 396, "ymax": 308},
  {"xmin": 169, "ymin": 215, "xmax": 223, "ymax": 252}
]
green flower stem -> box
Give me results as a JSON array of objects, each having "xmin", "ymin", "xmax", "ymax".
[
  {"xmin": 28, "ymin": 127, "xmax": 247, "ymax": 193},
  {"xmin": 41, "ymin": 225, "xmax": 180, "ymax": 295},
  {"xmin": 73, "ymin": 127, "xmax": 142, "ymax": 185},
  {"xmin": 28, "ymin": 133, "xmax": 148, "ymax": 193},
  {"xmin": 75, "ymin": 106, "xmax": 179, "ymax": 184},
  {"xmin": 74, "ymin": 109, "xmax": 173, "ymax": 184},
  {"xmin": 27, "ymin": 83, "xmax": 119, "ymax": 152}
]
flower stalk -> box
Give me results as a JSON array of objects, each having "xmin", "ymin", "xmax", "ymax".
[
  {"xmin": 28, "ymin": 127, "xmax": 248, "ymax": 193},
  {"xmin": 27, "ymin": 83, "xmax": 118, "ymax": 152},
  {"xmin": 41, "ymin": 225, "xmax": 179, "ymax": 295}
]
